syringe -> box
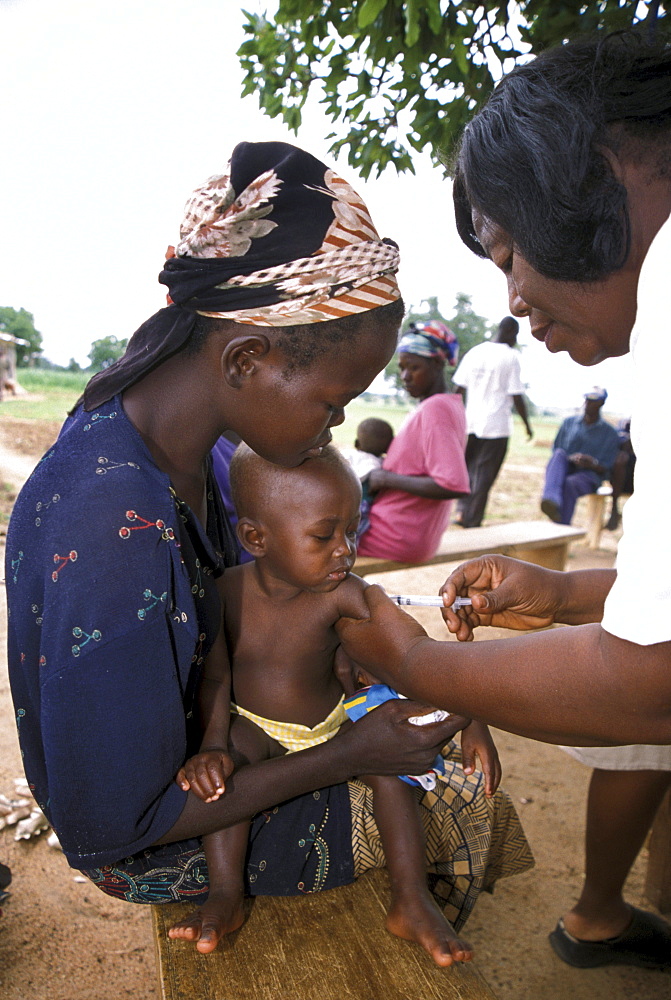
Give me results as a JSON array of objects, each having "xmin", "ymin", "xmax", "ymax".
[{"xmin": 388, "ymin": 594, "xmax": 473, "ymax": 611}]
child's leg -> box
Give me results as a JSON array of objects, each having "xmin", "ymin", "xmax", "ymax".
[
  {"xmin": 362, "ymin": 773, "xmax": 473, "ymax": 967},
  {"xmin": 169, "ymin": 715, "xmax": 285, "ymax": 952}
]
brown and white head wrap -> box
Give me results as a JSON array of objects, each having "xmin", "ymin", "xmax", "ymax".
[{"xmin": 84, "ymin": 141, "xmax": 400, "ymax": 409}]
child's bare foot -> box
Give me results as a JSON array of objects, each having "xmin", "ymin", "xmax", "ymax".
[
  {"xmin": 386, "ymin": 888, "xmax": 473, "ymax": 967},
  {"xmin": 168, "ymin": 889, "xmax": 245, "ymax": 953}
]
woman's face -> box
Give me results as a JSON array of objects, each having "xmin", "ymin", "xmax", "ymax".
[
  {"xmin": 473, "ymin": 213, "xmax": 638, "ymax": 366},
  {"xmin": 398, "ymin": 353, "xmax": 442, "ymax": 399},
  {"xmin": 234, "ymin": 312, "xmax": 399, "ymax": 468}
]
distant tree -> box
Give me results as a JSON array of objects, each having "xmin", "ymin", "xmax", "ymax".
[
  {"xmin": 67, "ymin": 358, "xmax": 82, "ymax": 373},
  {"xmin": 385, "ymin": 292, "xmax": 493, "ymax": 391},
  {"xmin": 238, "ymin": 1, "xmax": 663, "ymax": 178},
  {"xmin": 87, "ymin": 336, "xmax": 128, "ymax": 372},
  {"xmin": 0, "ymin": 307, "xmax": 43, "ymax": 366}
]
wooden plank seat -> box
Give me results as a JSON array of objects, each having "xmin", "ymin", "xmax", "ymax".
[
  {"xmin": 355, "ymin": 520, "xmax": 585, "ymax": 576},
  {"xmin": 152, "ymin": 868, "xmax": 499, "ymax": 1000}
]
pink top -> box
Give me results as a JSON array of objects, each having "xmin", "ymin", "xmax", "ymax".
[{"xmin": 357, "ymin": 393, "xmax": 468, "ymax": 562}]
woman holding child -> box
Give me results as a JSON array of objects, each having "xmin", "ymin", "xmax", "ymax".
[
  {"xmin": 358, "ymin": 320, "xmax": 470, "ymax": 563},
  {"xmin": 6, "ymin": 142, "xmax": 532, "ymax": 962}
]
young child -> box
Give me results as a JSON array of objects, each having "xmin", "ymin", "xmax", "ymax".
[
  {"xmin": 340, "ymin": 417, "xmax": 394, "ymax": 539},
  {"xmin": 169, "ymin": 444, "xmax": 504, "ymax": 964}
]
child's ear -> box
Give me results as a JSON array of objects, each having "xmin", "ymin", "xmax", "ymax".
[
  {"xmin": 236, "ymin": 518, "xmax": 266, "ymax": 557},
  {"xmin": 221, "ymin": 335, "xmax": 271, "ymax": 389}
]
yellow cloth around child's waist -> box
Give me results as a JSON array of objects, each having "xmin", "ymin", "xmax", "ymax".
[{"xmin": 230, "ymin": 697, "xmax": 348, "ymax": 754}]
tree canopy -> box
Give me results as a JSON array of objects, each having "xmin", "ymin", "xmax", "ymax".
[
  {"xmin": 0, "ymin": 307, "xmax": 43, "ymax": 366},
  {"xmin": 88, "ymin": 336, "xmax": 128, "ymax": 372},
  {"xmin": 239, "ymin": 1, "xmax": 665, "ymax": 178}
]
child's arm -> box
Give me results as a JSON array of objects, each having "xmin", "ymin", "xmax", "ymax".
[
  {"xmin": 461, "ymin": 721, "xmax": 501, "ymax": 797},
  {"xmin": 175, "ymin": 627, "xmax": 235, "ymax": 803}
]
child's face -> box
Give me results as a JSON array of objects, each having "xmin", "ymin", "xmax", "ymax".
[{"xmin": 260, "ymin": 464, "xmax": 362, "ymax": 592}]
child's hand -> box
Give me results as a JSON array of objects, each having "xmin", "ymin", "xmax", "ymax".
[
  {"xmin": 461, "ymin": 722, "xmax": 501, "ymax": 797},
  {"xmin": 175, "ymin": 749, "xmax": 235, "ymax": 803}
]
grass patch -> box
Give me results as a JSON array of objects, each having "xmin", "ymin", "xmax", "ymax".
[{"xmin": 1, "ymin": 369, "xmax": 89, "ymax": 422}]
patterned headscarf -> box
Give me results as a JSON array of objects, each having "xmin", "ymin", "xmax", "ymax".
[
  {"xmin": 84, "ymin": 141, "xmax": 401, "ymax": 410},
  {"xmin": 398, "ymin": 321, "xmax": 459, "ymax": 367}
]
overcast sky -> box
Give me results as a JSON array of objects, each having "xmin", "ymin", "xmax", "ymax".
[{"xmin": 0, "ymin": 0, "xmax": 635, "ymax": 413}]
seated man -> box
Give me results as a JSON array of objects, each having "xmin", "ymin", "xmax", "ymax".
[
  {"xmin": 606, "ymin": 418, "xmax": 636, "ymax": 531},
  {"xmin": 541, "ymin": 388, "xmax": 620, "ymax": 525}
]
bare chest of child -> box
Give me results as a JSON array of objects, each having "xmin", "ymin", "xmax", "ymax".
[{"xmin": 220, "ymin": 566, "xmax": 367, "ymax": 728}]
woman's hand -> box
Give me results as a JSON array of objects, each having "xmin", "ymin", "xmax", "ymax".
[
  {"xmin": 341, "ymin": 697, "xmax": 471, "ymax": 777},
  {"xmin": 440, "ymin": 555, "xmax": 561, "ymax": 641}
]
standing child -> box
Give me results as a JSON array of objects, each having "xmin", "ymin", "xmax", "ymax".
[
  {"xmin": 169, "ymin": 444, "xmax": 532, "ymax": 960},
  {"xmin": 341, "ymin": 417, "xmax": 394, "ymax": 539}
]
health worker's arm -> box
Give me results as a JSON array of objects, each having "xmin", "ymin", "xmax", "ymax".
[{"xmin": 335, "ymin": 576, "xmax": 671, "ymax": 748}]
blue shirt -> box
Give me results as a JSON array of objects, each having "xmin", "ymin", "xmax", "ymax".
[
  {"xmin": 6, "ymin": 397, "xmax": 236, "ymax": 868},
  {"xmin": 553, "ymin": 414, "xmax": 620, "ymax": 485}
]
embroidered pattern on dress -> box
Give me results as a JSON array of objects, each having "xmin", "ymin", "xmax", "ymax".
[
  {"xmin": 51, "ymin": 550, "xmax": 77, "ymax": 582},
  {"xmin": 118, "ymin": 510, "xmax": 176, "ymax": 543},
  {"xmin": 83, "ymin": 411, "xmax": 117, "ymax": 432},
  {"xmin": 35, "ymin": 494, "xmax": 60, "ymax": 526},
  {"xmin": 72, "ymin": 627, "xmax": 102, "ymax": 657},
  {"xmin": 137, "ymin": 589, "xmax": 167, "ymax": 621},
  {"xmin": 96, "ymin": 457, "xmax": 140, "ymax": 475},
  {"xmin": 297, "ymin": 811, "xmax": 330, "ymax": 893}
]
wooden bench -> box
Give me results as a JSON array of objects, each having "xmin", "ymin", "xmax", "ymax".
[
  {"xmin": 355, "ymin": 520, "xmax": 585, "ymax": 576},
  {"xmin": 152, "ymin": 868, "xmax": 499, "ymax": 999}
]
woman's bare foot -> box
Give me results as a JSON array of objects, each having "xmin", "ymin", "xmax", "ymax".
[
  {"xmin": 168, "ymin": 889, "xmax": 245, "ymax": 953},
  {"xmin": 385, "ymin": 888, "xmax": 473, "ymax": 967}
]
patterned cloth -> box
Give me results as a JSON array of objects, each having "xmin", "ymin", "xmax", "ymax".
[
  {"xmin": 84, "ymin": 141, "xmax": 401, "ymax": 410},
  {"xmin": 230, "ymin": 697, "xmax": 349, "ymax": 753},
  {"xmin": 398, "ymin": 321, "xmax": 459, "ymax": 366},
  {"xmin": 349, "ymin": 744, "xmax": 534, "ymax": 931}
]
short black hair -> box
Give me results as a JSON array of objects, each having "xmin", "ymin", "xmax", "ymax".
[
  {"xmin": 184, "ymin": 298, "xmax": 404, "ymax": 374},
  {"xmin": 453, "ymin": 31, "xmax": 671, "ymax": 282}
]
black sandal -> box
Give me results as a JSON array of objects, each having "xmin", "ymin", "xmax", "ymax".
[{"xmin": 549, "ymin": 907, "xmax": 671, "ymax": 971}]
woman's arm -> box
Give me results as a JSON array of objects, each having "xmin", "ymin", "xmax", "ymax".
[
  {"xmin": 154, "ymin": 699, "xmax": 470, "ymax": 842},
  {"xmin": 367, "ymin": 467, "xmax": 468, "ymax": 500}
]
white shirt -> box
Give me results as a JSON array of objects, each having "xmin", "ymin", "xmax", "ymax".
[
  {"xmin": 452, "ymin": 341, "xmax": 524, "ymax": 438},
  {"xmin": 339, "ymin": 447, "xmax": 383, "ymax": 480},
  {"xmin": 601, "ymin": 218, "xmax": 671, "ymax": 645}
]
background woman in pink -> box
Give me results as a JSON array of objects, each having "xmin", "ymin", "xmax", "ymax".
[{"xmin": 358, "ymin": 322, "xmax": 469, "ymax": 563}]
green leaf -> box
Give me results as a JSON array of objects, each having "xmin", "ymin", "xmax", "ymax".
[
  {"xmin": 357, "ymin": 0, "xmax": 388, "ymax": 29},
  {"xmin": 404, "ymin": 0, "xmax": 420, "ymax": 47}
]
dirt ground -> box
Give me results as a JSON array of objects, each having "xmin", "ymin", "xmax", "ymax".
[{"xmin": 0, "ymin": 420, "xmax": 669, "ymax": 1000}]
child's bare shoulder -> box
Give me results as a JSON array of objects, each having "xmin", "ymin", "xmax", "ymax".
[{"xmin": 336, "ymin": 573, "xmax": 370, "ymax": 620}]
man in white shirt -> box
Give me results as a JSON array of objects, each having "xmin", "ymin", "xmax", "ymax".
[{"xmin": 452, "ymin": 317, "xmax": 533, "ymax": 527}]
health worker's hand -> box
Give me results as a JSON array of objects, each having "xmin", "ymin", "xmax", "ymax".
[
  {"xmin": 341, "ymin": 697, "xmax": 470, "ymax": 777},
  {"xmin": 440, "ymin": 555, "xmax": 560, "ymax": 641},
  {"xmin": 336, "ymin": 585, "xmax": 430, "ymax": 683},
  {"xmin": 176, "ymin": 749, "xmax": 235, "ymax": 803}
]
